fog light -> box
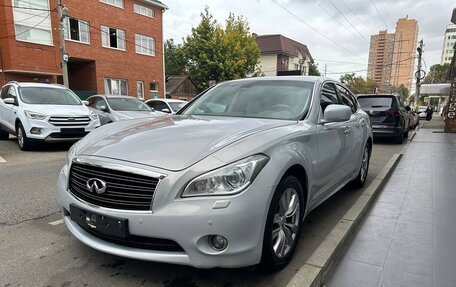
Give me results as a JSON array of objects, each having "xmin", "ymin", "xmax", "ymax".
[
  {"xmin": 30, "ymin": 127, "xmax": 43, "ymax": 135},
  {"xmin": 208, "ymin": 235, "xmax": 228, "ymax": 251}
]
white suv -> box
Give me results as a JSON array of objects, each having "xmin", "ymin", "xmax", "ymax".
[{"xmin": 0, "ymin": 82, "xmax": 100, "ymax": 150}]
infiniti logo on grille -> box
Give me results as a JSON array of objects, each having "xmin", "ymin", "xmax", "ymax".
[{"xmin": 86, "ymin": 178, "xmax": 107, "ymax": 194}]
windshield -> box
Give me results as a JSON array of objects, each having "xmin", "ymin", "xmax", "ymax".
[
  {"xmin": 107, "ymin": 98, "xmax": 152, "ymax": 111},
  {"xmin": 169, "ymin": 102, "xmax": 187, "ymax": 112},
  {"xmin": 19, "ymin": 87, "xmax": 82, "ymax": 105},
  {"xmin": 180, "ymin": 80, "xmax": 314, "ymax": 120}
]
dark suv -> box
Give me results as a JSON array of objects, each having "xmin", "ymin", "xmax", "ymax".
[{"xmin": 357, "ymin": 94, "xmax": 410, "ymax": 144}]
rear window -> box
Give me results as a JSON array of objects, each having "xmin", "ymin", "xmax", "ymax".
[{"xmin": 357, "ymin": 96, "xmax": 396, "ymax": 108}]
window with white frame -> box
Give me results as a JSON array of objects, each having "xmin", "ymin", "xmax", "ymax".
[
  {"xmin": 64, "ymin": 18, "xmax": 90, "ymax": 43},
  {"xmin": 133, "ymin": 3, "xmax": 154, "ymax": 18},
  {"xmin": 13, "ymin": 0, "xmax": 53, "ymax": 45},
  {"xmin": 101, "ymin": 26, "xmax": 125, "ymax": 50},
  {"xmin": 137, "ymin": 81, "xmax": 144, "ymax": 99},
  {"xmin": 100, "ymin": 0, "xmax": 123, "ymax": 8},
  {"xmin": 135, "ymin": 34, "xmax": 155, "ymax": 56},
  {"xmin": 150, "ymin": 82, "xmax": 158, "ymax": 92},
  {"xmin": 105, "ymin": 78, "xmax": 128, "ymax": 95}
]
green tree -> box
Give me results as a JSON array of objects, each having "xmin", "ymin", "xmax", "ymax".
[
  {"xmin": 308, "ymin": 62, "xmax": 321, "ymax": 76},
  {"xmin": 395, "ymin": 84, "xmax": 410, "ymax": 103},
  {"xmin": 423, "ymin": 63, "xmax": 450, "ymax": 84},
  {"xmin": 164, "ymin": 39, "xmax": 187, "ymax": 76},
  {"xmin": 339, "ymin": 73, "xmax": 378, "ymax": 94},
  {"xmin": 181, "ymin": 8, "xmax": 261, "ymax": 90}
]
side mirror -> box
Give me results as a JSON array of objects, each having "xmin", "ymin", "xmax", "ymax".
[
  {"xmin": 99, "ymin": 105, "xmax": 108, "ymax": 112},
  {"xmin": 82, "ymin": 100, "xmax": 89, "ymax": 106},
  {"xmin": 161, "ymin": 108, "xmax": 171, "ymax": 113},
  {"xmin": 321, "ymin": 104, "xmax": 351, "ymax": 123},
  {"xmin": 3, "ymin": 98, "xmax": 16, "ymax": 105}
]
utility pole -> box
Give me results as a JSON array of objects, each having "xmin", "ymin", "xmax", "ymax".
[
  {"xmin": 57, "ymin": 0, "xmax": 69, "ymax": 87},
  {"xmin": 415, "ymin": 39, "xmax": 424, "ymax": 106}
]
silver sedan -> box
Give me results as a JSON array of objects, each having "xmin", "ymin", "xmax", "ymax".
[{"xmin": 57, "ymin": 76, "xmax": 372, "ymax": 270}]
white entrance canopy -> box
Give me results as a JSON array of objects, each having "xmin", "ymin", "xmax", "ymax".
[{"xmin": 420, "ymin": 84, "xmax": 451, "ymax": 95}]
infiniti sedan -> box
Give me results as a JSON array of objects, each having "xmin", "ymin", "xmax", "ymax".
[{"xmin": 57, "ymin": 77, "xmax": 372, "ymax": 270}]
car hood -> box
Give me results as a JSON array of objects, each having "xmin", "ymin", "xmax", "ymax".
[
  {"xmin": 23, "ymin": 104, "xmax": 89, "ymax": 116},
  {"xmin": 116, "ymin": 110, "xmax": 163, "ymax": 119},
  {"xmin": 76, "ymin": 115, "xmax": 295, "ymax": 171}
]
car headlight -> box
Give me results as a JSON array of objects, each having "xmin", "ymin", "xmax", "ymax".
[
  {"xmin": 24, "ymin": 110, "xmax": 47, "ymax": 120},
  {"xmin": 89, "ymin": 110, "xmax": 99, "ymax": 121},
  {"xmin": 182, "ymin": 154, "xmax": 269, "ymax": 197}
]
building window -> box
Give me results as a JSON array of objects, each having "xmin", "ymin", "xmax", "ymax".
[
  {"xmin": 101, "ymin": 26, "xmax": 125, "ymax": 50},
  {"xmin": 13, "ymin": 0, "xmax": 53, "ymax": 45},
  {"xmin": 150, "ymin": 82, "xmax": 158, "ymax": 92},
  {"xmin": 64, "ymin": 18, "xmax": 90, "ymax": 43},
  {"xmin": 135, "ymin": 34, "xmax": 155, "ymax": 56},
  {"xmin": 137, "ymin": 81, "xmax": 144, "ymax": 99},
  {"xmin": 105, "ymin": 78, "xmax": 128, "ymax": 95},
  {"xmin": 134, "ymin": 3, "xmax": 154, "ymax": 18},
  {"xmin": 100, "ymin": 0, "xmax": 123, "ymax": 8}
]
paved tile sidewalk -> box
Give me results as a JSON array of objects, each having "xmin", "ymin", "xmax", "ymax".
[{"xmin": 326, "ymin": 118, "xmax": 456, "ymax": 287}]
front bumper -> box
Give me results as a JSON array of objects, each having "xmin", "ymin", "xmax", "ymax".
[
  {"xmin": 23, "ymin": 118, "xmax": 99, "ymax": 142},
  {"xmin": 57, "ymin": 162, "xmax": 272, "ymax": 268}
]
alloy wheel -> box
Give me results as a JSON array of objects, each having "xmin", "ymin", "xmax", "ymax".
[
  {"xmin": 360, "ymin": 147, "xmax": 369, "ymax": 183},
  {"xmin": 17, "ymin": 126, "xmax": 24, "ymax": 148},
  {"xmin": 272, "ymin": 188, "xmax": 300, "ymax": 258}
]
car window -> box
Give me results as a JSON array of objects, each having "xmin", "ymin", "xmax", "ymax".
[
  {"xmin": 147, "ymin": 101, "xmax": 157, "ymax": 109},
  {"xmin": 106, "ymin": 98, "xmax": 152, "ymax": 111},
  {"xmin": 94, "ymin": 98, "xmax": 108, "ymax": 110},
  {"xmin": 181, "ymin": 80, "xmax": 314, "ymax": 120},
  {"xmin": 320, "ymin": 83, "xmax": 340, "ymax": 113},
  {"xmin": 154, "ymin": 101, "xmax": 169, "ymax": 112},
  {"xmin": 357, "ymin": 96, "xmax": 395, "ymax": 108},
  {"xmin": 336, "ymin": 84, "xmax": 356, "ymax": 114},
  {"xmin": 88, "ymin": 97, "xmax": 98, "ymax": 107},
  {"xmin": 1, "ymin": 86, "xmax": 12, "ymax": 100},
  {"xmin": 169, "ymin": 102, "xmax": 187, "ymax": 112},
  {"xmin": 19, "ymin": 87, "xmax": 81, "ymax": 105}
]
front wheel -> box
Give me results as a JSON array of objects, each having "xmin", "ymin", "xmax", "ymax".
[
  {"xmin": 261, "ymin": 176, "xmax": 304, "ymax": 271},
  {"xmin": 16, "ymin": 122, "xmax": 32, "ymax": 151},
  {"xmin": 351, "ymin": 144, "xmax": 370, "ymax": 188}
]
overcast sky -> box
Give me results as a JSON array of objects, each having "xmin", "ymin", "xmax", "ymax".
[{"xmin": 163, "ymin": 0, "xmax": 454, "ymax": 81}]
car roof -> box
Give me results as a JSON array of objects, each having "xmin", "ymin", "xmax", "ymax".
[
  {"xmin": 89, "ymin": 94, "xmax": 141, "ymax": 99},
  {"xmin": 7, "ymin": 82, "xmax": 67, "ymax": 89},
  {"xmin": 146, "ymin": 99, "xmax": 187, "ymax": 103},
  {"xmin": 357, "ymin": 94, "xmax": 396, "ymax": 97},
  {"xmin": 226, "ymin": 76, "xmax": 331, "ymax": 84}
]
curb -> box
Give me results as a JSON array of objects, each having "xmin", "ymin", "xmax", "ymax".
[{"xmin": 287, "ymin": 153, "xmax": 403, "ymax": 287}]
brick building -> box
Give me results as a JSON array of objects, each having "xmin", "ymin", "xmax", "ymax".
[{"xmin": 0, "ymin": 0, "xmax": 167, "ymax": 100}]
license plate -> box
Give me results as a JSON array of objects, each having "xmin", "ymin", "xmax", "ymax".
[
  {"xmin": 70, "ymin": 204, "xmax": 128, "ymax": 238},
  {"xmin": 60, "ymin": 128, "xmax": 85, "ymax": 134}
]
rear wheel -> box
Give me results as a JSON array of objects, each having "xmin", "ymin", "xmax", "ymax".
[
  {"xmin": 0, "ymin": 128, "xmax": 9, "ymax": 140},
  {"xmin": 395, "ymin": 128, "xmax": 404, "ymax": 144},
  {"xmin": 261, "ymin": 176, "xmax": 304, "ymax": 271}
]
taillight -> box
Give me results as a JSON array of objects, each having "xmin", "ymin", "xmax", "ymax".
[{"xmin": 385, "ymin": 109, "xmax": 400, "ymax": 116}]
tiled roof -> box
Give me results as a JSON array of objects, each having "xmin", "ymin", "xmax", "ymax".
[
  {"xmin": 142, "ymin": 0, "xmax": 168, "ymax": 9},
  {"xmin": 255, "ymin": 34, "xmax": 313, "ymax": 62}
]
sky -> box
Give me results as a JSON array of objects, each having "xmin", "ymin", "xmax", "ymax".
[{"xmin": 162, "ymin": 0, "xmax": 454, "ymax": 82}]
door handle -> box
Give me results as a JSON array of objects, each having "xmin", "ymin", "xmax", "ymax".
[{"xmin": 344, "ymin": 127, "xmax": 351, "ymax": 134}]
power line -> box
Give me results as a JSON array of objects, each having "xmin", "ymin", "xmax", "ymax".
[
  {"xmin": 370, "ymin": 0, "xmax": 390, "ymax": 30},
  {"xmin": 0, "ymin": 10, "xmax": 55, "ymax": 40},
  {"xmin": 326, "ymin": 0, "xmax": 370, "ymax": 44},
  {"xmin": 0, "ymin": 10, "xmax": 50, "ymax": 27},
  {"xmin": 310, "ymin": 0, "xmax": 368, "ymax": 47},
  {"xmin": 378, "ymin": 0, "xmax": 395, "ymax": 28},
  {"xmin": 270, "ymin": 0, "xmax": 366, "ymax": 60},
  {"xmin": 339, "ymin": 0, "xmax": 377, "ymax": 33},
  {"xmin": 326, "ymin": 56, "xmax": 416, "ymax": 75},
  {"xmin": 0, "ymin": 4, "xmax": 55, "ymax": 12}
]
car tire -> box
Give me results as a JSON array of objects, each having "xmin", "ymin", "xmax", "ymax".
[
  {"xmin": 16, "ymin": 122, "xmax": 32, "ymax": 151},
  {"xmin": 403, "ymin": 127, "xmax": 409, "ymax": 139},
  {"xmin": 260, "ymin": 176, "xmax": 304, "ymax": 271},
  {"xmin": 0, "ymin": 128, "xmax": 9, "ymax": 140},
  {"xmin": 351, "ymin": 144, "xmax": 371, "ymax": 188},
  {"xmin": 395, "ymin": 128, "xmax": 404, "ymax": 144}
]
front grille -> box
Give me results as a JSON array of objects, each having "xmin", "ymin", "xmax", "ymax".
[
  {"xmin": 69, "ymin": 162, "xmax": 159, "ymax": 211},
  {"xmin": 49, "ymin": 132, "xmax": 88, "ymax": 139},
  {"xmin": 49, "ymin": 116, "xmax": 90, "ymax": 126},
  {"xmin": 78, "ymin": 222, "xmax": 184, "ymax": 252}
]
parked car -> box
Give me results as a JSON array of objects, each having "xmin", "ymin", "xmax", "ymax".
[
  {"xmin": 145, "ymin": 99, "xmax": 188, "ymax": 114},
  {"xmin": 86, "ymin": 95, "xmax": 165, "ymax": 125},
  {"xmin": 58, "ymin": 76, "xmax": 372, "ymax": 270},
  {"xmin": 0, "ymin": 82, "xmax": 100, "ymax": 150},
  {"xmin": 410, "ymin": 108, "xmax": 420, "ymax": 129},
  {"xmin": 356, "ymin": 94, "xmax": 410, "ymax": 143},
  {"xmin": 417, "ymin": 105, "xmax": 427, "ymax": 119}
]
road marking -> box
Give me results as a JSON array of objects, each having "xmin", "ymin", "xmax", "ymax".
[
  {"xmin": 0, "ymin": 156, "xmax": 6, "ymax": 163},
  {"xmin": 48, "ymin": 219, "xmax": 64, "ymax": 226}
]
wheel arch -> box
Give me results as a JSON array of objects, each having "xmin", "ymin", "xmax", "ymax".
[{"xmin": 281, "ymin": 164, "xmax": 309, "ymax": 217}]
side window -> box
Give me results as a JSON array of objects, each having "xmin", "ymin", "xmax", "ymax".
[
  {"xmin": 154, "ymin": 101, "xmax": 168, "ymax": 112},
  {"xmin": 0, "ymin": 86, "xmax": 9, "ymax": 99},
  {"xmin": 320, "ymin": 83, "xmax": 340, "ymax": 113},
  {"xmin": 147, "ymin": 101, "xmax": 157, "ymax": 109},
  {"xmin": 94, "ymin": 98, "xmax": 108, "ymax": 110},
  {"xmin": 336, "ymin": 85, "xmax": 356, "ymax": 113},
  {"xmin": 88, "ymin": 97, "xmax": 97, "ymax": 107}
]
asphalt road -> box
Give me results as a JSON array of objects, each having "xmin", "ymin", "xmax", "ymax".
[{"xmin": 0, "ymin": 136, "xmax": 406, "ymax": 287}]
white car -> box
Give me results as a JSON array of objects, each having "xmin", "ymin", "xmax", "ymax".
[
  {"xmin": 0, "ymin": 82, "xmax": 100, "ymax": 150},
  {"xmin": 145, "ymin": 98, "xmax": 188, "ymax": 114}
]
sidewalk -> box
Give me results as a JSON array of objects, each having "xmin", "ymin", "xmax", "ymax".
[{"xmin": 326, "ymin": 117, "xmax": 456, "ymax": 287}]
